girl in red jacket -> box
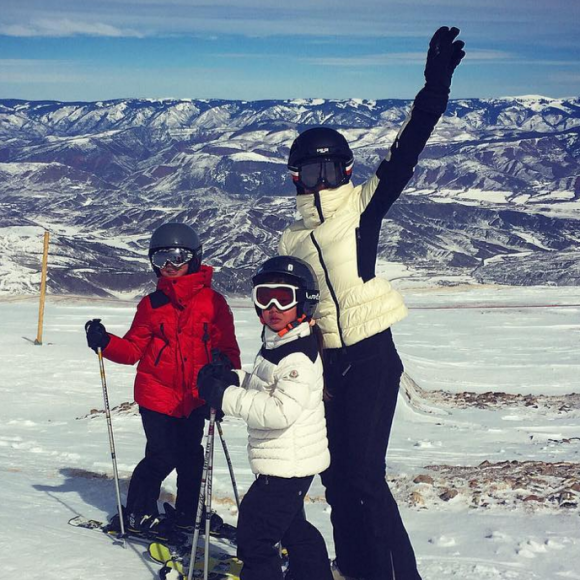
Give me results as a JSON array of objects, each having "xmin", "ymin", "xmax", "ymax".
[{"xmin": 85, "ymin": 222, "xmax": 241, "ymax": 536}]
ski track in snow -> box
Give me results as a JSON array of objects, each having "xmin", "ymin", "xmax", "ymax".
[{"xmin": 1, "ymin": 286, "xmax": 579, "ymax": 579}]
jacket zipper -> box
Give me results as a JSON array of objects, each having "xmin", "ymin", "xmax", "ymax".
[
  {"xmin": 202, "ymin": 322, "xmax": 211, "ymax": 363},
  {"xmin": 313, "ymin": 191, "xmax": 325, "ymax": 224},
  {"xmin": 154, "ymin": 322, "xmax": 169, "ymax": 366},
  {"xmin": 309, "ymin": 231, "xmax": 346, "ymax": 349},
  {"xmin": 355, "ymin": 226, "xmax": 363, "ymax": 279}
]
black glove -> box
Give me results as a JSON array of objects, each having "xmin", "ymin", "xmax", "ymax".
[
  {"xmin": 424, "ymin": 26, "xmax": 465, "ymax": 93},
  {"xmin": 197, "ymin": 364, "xmax": 239, "ymax": 411},
  {"xmin": 210, "ymin": 348, "xmax": 233, "ymax": 371},
  {"xmin": 415, "ymin": 26, "xmax": 465, "ymax": 115},
  {"xmin": 85, "ymin": 319, "xmax": 110, "ymax": 353},
  {"xmin": 201, "ymin": 405, "xmax": 225, "ymax": 422}
]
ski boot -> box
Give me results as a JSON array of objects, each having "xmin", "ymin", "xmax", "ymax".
[
  {"xmin": 104, "ymin": 508, "xmax": 157, "ymax": 537},
  {"xmin": 160, "ymin": 502, "xmax": 224, "ymax": 535}
]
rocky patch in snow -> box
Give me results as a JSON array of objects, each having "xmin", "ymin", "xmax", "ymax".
[
  {"xmin": 392, "ymin": 460, "xmax": 580, "ymax": 512},
  {"xmin": 422, "ymin": 389, "xmax": 580, "ymax": 415}
]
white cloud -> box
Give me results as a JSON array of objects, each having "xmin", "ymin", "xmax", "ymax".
[
  {"xmin": 303, "ymin": 52, "xmax": 426, "ymax": 67},
  {"xmin": 549, "ymin": 71, "xmax": 580, "ymax": 84},
  {"xmin": 0, "ymin": 19, "xmax": 143, "ymax": 38},
  {"xmin": 0, "ymin": 0, "xmax": 578, "ymax": 42},
  {"xmin": 303, "ymin": 50, "xmax": 514, "ymax": 68},
  {"xmin": 0, "ymin": 58, "xmax": 89, "ymax": 84}
]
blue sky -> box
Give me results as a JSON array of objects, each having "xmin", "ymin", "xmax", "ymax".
[{"xmin": 1, "ymin": 0, "xmax": 579, "ymax": 102}]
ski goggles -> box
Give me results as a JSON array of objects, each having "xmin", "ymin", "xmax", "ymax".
[
  {"xmin": 252, "ymin": 284, "xmax": 301, "ymax": 311},
  {"xmin": 290, "ymin": 159, "xmax": 353, "ymax": 190},
  {"xmin": 150, "ymin": 248, "xmax": 194, "ymax": 269}
]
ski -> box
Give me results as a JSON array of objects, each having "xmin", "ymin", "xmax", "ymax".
[
  {"xmin": 161, "ymin": 502, "xmax": 237, "ymax": 549},
  {"xmin": 149, "ymin": 541, "xmax": 242, "ymax": 580},
  {"xmin": 68, "ymin": 513, "xmax": 236, "ymax": 551},
  {"xmin": 68, "ymin": 515, "xmax": 186, "ymax": 549}
]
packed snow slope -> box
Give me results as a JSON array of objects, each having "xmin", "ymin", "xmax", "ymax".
[{"xmin": 2, "ymin": 285, "xmax": 579, "ymax": 579}]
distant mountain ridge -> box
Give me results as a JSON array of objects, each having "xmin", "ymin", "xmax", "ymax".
[{"xmin": 0, "ymin": 95, "xmax": 579, "ymax": 297}]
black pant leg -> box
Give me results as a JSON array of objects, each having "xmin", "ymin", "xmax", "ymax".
[
  {"xmin": 174, "ymin": 407, "xmax": 206, "ymax": 520},
  {"xmin": 347, "ymin": 358, "xmax": 419, "ymax": 580},
  {"xmin": 126, "ymin": 407, "xmax": 179, "ymax": 517},
  {"xmin": 237, "ymin": 475, "xmax": 329, "ymax": 580},
  {"xmin": 321, "ymin": 358, "xmax": 369, "ymax": 576},
  {"xmin": 282, "ymin": 507, "xmax": 333, "ymax": 580},
  {"xmin": 322, "ymin": 332, "xmax": 422, "ymax": 580}
]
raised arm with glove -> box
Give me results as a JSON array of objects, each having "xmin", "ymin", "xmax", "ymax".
[{"xmin": 414, "ymin": 25, "xmax": 466, "ymax": 114}]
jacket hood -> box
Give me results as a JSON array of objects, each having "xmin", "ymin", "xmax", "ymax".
[
  {"xmin": 157, "ymin": 264, "xmax": 213, "ymax": 307},
  {"xmin": 296, "ymin": 182, "xmax": 353, "ymax": 228}
]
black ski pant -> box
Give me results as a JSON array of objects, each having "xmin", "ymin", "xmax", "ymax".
[
  {"xmin": 321, "ymin": 329, "xmax": 422, "ymax": 580},
  {"xmin": 237, "ymin": 474, "xmax": 333, "ymax": 580},
  {"xmin": 126, "ymin": 406, "xmax": 205, "ymax": 521}
]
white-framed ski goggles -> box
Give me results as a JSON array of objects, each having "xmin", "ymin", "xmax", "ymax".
[{"xmin": 252, "ymin": 283, "xmax": 301, "ymax": 311}]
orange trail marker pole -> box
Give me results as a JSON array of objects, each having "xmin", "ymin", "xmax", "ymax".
[{"xmin": 35, "ymin": 231, "xmax": 50, "ymax": 346}]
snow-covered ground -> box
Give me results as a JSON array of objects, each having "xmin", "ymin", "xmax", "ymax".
[{"xmin": 2, "ymin": 286, "xmax": 579, "ymax": 579}]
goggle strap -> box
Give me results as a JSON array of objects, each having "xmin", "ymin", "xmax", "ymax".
[{"xmin": 277, "ymin": 314, "xmax": 308, "ymax": 337}]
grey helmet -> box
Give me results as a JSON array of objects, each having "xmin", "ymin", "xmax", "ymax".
[{"xmin": 148, "ymin": 222, "xmax": 203, "ymax": 276}]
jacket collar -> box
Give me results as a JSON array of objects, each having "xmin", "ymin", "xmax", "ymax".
[
  {"xmin": 157, "ymin": 265, "xmax": 213, "ymax": 308},
  {"xmin": 296, "ymin": 182, "xmax": 353, "ymax": 228},
  {"xmin": 263, "ymin": 321, "xmax": 312, "ymax": 350}
]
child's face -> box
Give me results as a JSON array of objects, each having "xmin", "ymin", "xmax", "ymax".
[
  {"xmin": 160, "ymin": 262, "xmax": 189, "ymax": 278},
  {"xmin": 261, "ymin": 305, "xmax": 298, "ymax": 332}
]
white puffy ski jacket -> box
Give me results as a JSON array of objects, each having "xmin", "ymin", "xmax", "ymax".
[
  {"xmin": 279, "ymin": 101, "xmax": 445, "ymax": 349},
  {"xmin": 221, "ymin": 322, "xmax": 330, "ymax": 478},
  {"xmin": 279, "ymin": 179, "xmax": 408, "ymax": 349}
]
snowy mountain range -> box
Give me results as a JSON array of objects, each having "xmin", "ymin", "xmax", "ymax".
[{"xmin": 0, "ymin": 95, "xmax": 579, "ymax": 297}]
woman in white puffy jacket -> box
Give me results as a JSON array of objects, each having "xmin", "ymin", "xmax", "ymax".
[{"xmin": 197, "ymin": 256, "xmax": 333, "ymax": 580}]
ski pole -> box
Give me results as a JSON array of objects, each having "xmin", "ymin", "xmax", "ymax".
[
  {"xmin": 97, "ymin": 347, "xmax": 126, "ymax": 542},
  {"xmin": 188, "ymin": 409, "xmax": 216, "ymax": 580},
  {"xmin": 216, "ymin": 422, "xmax": 240, "ymax": 511},
  {"xmin": 207, "ymin": 348, "xmax": 240, "ymax": 510},
  {"xmin": 203, "ymin": 409, "xmax": 217, "ymax": 580}
]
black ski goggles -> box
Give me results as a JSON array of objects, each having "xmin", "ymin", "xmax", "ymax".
[
  {"xmin": 150, "ymin": 248, "xmax": 195, "ymax": 270},
  {"xmin": 290, "ymin": 159, "xmax": 353, "ymax": 191},
  {"xmin": 252, "ymin": 284, "xmax": 301, "ymax": 311}
]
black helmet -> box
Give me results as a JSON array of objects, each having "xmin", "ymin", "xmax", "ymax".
[
  {"xmin": 288, "ymin": 127, "xmax": 354, "ymax": 171},
  {"xmin": 148, "ymin": 222, "xmax": 203, "ymax": 275},
  {"xmin": 252, "ymin": 256, "xmax": 320, "ymax": 319}
]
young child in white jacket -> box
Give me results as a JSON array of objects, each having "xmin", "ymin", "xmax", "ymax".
[{"xmin": 197, "ymin": 255, "xmax": 333, "ymax": 580}]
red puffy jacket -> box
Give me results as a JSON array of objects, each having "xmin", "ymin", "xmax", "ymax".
[{"xmin": 103, "ymin": 266, "xmax": 241, "ymax": 418}]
